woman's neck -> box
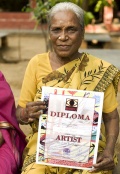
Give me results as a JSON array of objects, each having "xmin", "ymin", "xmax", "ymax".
[
  {"xmin": 49, "ymin": 51, "xmax": 82, "ymax": 71},
  {"xmin": 52, "ymin": 51, "xmax": 81, "ymax": 62}
]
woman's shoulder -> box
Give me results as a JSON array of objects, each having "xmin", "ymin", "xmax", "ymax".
[
  {"xmin": 26, "ymin": 52, "xmax": 49, "ymax": 70},
  {"xmin": 84, "ymin": 52, "xmax": 111, "ymax": 67},
  {"xmin": 30, "ymin": 52, "xmax": 48, "ymax": 63},
  {"xmin": 85, "ymin": 52, "xmax": 103, "ymax": 61}
]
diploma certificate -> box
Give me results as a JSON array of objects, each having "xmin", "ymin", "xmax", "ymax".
[{"xmin": 36, "ymin": 86, "xmax": 104, "ymax": 170}]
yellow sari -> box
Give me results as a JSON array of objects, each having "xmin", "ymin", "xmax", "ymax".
[{"xmin": 19, "ymin": 53, "xmax": 120, "ymax": 174}]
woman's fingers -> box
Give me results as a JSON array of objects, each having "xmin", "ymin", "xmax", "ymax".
[{"xmin": 26, "ymin": 101, "xmax": 47, "ymax": 120}]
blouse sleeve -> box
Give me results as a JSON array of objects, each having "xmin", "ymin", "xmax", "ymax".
[
  {"xmin": 18, "ymin": 56, "xmax": 38, "ymax": 108},
  {"xmin": 103, "ymin": 83, "xmax": 118, "ymax": 113}
]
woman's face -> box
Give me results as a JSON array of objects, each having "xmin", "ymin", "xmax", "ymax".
[{"xmin": 49, "ymin": 10, "xmax": 83, "ymax": 59}]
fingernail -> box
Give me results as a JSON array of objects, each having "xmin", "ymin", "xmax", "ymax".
[
  {"xmin": 40, "ymin": 110, "xmax": 43, "ymax": 114},
  {"xmin": 28, "ymin": 118, "xmax": 34, "ymax": 122}
]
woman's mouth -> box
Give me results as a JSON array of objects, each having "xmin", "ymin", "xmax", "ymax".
[{"xmin": 57, "ymin": 45, "xmax": 70, "ymax": 50}]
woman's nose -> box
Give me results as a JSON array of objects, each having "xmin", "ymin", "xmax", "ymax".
[{"xmin": 58, "ymin": 31, "xmax": 68, "ymax": 40}]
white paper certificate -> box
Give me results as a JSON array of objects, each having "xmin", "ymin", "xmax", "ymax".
[
  {"xmin": 45, "ymin": 94, "xmax": 95, "ymax": 163},
  {"xmin": 36, "ymin": 86, "xmax": 104, "ymax": 170}
]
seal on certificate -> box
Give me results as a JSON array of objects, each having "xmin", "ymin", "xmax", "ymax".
[{"xmin": 63, "ymin": 148, "xmax": 70, "ymax": 156}]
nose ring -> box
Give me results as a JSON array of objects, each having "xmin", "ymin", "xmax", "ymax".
[{"xmin": 58, "ymin": 36, "xmax": 61, "ymax": 39}]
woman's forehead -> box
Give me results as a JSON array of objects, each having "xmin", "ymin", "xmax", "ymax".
[{"xmin": 50, "ymin": 10, "xmax": 79, "ymax": 25}]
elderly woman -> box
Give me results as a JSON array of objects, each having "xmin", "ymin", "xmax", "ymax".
[
  {"xmin": 0, "ymin": 71, "xmax": 26, "ymax": 174},
  {"xmin": 16, "ymin": 2, "xmax": 120, "ymax": 174}
]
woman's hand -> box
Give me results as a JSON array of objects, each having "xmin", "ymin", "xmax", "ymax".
[
  {"xmin": 90, "ymin": 109, "xmax": 119, "ymax": 173},
  {"xmin": 0, "ymin": 131, "xmax": 4, "ymax": 147},
  {"xmin": 90, "ymin": 149, "xmax": 115, "ymax": 172},
  {"xmin": 16, "ymin": 101, "xmax": 47, "ymax": 124},
  {"xmin": 26, "ymin": 101, "xmax": 46, "ymax": 122}
]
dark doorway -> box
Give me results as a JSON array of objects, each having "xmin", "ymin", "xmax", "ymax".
[{"xmin": 0, "ymin": 0, "xmax": 29, "ymax": 12}]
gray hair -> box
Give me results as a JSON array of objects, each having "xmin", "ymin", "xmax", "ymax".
[{"xmin": 48, "ymin": 2, "xmax": 85, "ymax": 31}]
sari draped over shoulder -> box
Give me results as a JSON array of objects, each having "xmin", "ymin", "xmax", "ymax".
[
  {"xmin": 0, "ymin": 71, "xmax": 26, "ymax": 174},
  {"xmin": 21, "ymin": 53, "xmax": 120, "ymax": 174}
]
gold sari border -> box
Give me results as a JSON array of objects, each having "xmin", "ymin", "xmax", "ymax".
[
  {"xmin": 22, "ymin": 153, "xmax": 36, "ymax": 171},
  {"xmin": 94, "ymin": 65, "xmax": 120, "ymax": 95}
]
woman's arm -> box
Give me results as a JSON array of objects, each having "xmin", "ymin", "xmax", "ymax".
[
  {"xmin": 0, "ymin": 131, "xmax": 4, "ymax": 147},
  {"xmin": 103, "ymin": 108, "xmax": 119, "ymax": 156},
  {"xmin": 91, "ymin": 108, "xmax": 119, "ymax": 172},
  {"xmin": 16, "ymin": 101, "xmax": 46, "ymax": 125},
  {"xmin": 16, "ymin": 105, "xmax": 30, "ymax": 125}
]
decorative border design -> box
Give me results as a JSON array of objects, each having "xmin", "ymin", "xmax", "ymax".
[{"xmin": 94, "ymin": 65, "xmax": 120, "ymax": 95}]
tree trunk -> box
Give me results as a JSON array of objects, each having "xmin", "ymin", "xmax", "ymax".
[{"xmin": 81, "ymin": 0, "xmax": 89, "ymax": 11}]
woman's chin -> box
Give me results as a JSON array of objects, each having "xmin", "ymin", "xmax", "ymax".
[{"xmin": 55, "ymin": 51, "xmax": 72, "ymax": 59}]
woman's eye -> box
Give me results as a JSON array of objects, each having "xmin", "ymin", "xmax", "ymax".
[
  {"xmin": 68, "ymin": 27, "xmax": 77, "ymax": 33},
  {"xmin": 51, "ymin": 28, "xmax": 61, "ymax": 33}
]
